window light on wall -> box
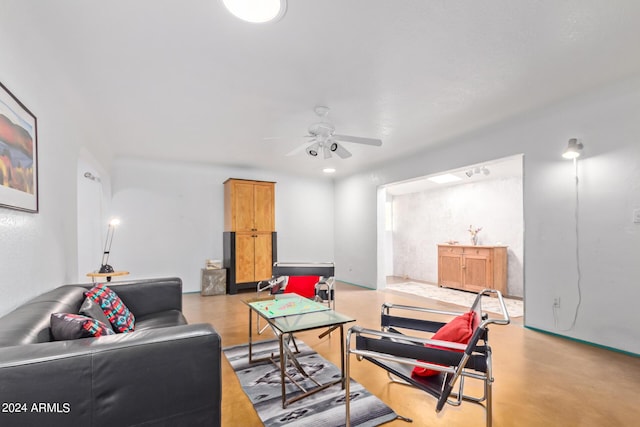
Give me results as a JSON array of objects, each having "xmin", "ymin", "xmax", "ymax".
[{"xmin": 222, "ymin": 0, "xmax": 287, "ymax": 23}]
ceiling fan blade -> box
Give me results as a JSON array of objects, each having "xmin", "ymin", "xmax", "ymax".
[
  {"xmin": 334, "ymin": 143, "xmax": 352, "ymax": 159},
  {"xmin": 333, "ymin": 134, "xmax": 382, "ymax": 146},
  {"xmin": 285, "ymin": 140, "xmax": 314, "ymax": 156}
]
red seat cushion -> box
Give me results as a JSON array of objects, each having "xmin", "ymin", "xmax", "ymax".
[
  {"xmin": 412, "ymin": 311, "xmax": 475, "ymax": 377},
  {"xmin": 283, "ymin": 276, "xmax": 320, "ymax": 299}
]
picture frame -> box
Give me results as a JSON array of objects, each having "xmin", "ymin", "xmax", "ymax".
[{"xmin": 0, "ymin": 81, "xmax": 38, "ymax": 213}]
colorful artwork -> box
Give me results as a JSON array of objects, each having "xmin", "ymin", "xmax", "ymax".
[
  {"xmin": 0, "ymin": 81, "xmax": 38, "ymax": 212},
  {"xmin": 249, "ymin": 296, "xmax": 330, "ymax": 319}
]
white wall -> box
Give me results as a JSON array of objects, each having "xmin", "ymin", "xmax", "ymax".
[
  {"xmin": 0, "ymin": 7, "xmax": 112, "ymax": 315},
  {"xmin": 335, "ymin": 76, "xmax": 640, "ymax": 354},
  {"xmin": 110, "ymin": 158, "xmax": 334, "ymax": 293},
  {"xmin": 77, "ymin": 150, "xmax": 113, "ymax": 281},
  {"xmin": 334, "ymin": 173, "xmax": 381, "ymax": 287},
  {"xmin": 392, "ymin": 175, "xmax": 524, "ymax": 297}
]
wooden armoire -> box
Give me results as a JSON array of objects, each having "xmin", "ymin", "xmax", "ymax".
[{"xmin": 223, "ymin": 178, "xmax": 277, "ymax": 294}]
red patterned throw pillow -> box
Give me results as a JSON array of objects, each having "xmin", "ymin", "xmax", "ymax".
[
  {"xmin": 412, "ymin": 311, "xmax": 475, "ymax": 377},
  {"xmin": 50, "ymin": 313, "xmax": 115, "ymax": 340},
  {"xmin": 85, "ymin": 283, "xmax": 135, "ymax": 333}
]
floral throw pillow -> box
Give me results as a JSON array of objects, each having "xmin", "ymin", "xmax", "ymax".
[
  {"xmin": 50, "ymin": 313, "xmax": 115, "ymax": 340},
  {"xmin": 84, "ymin": 283, "xmax": 135, "ymax": 333}
]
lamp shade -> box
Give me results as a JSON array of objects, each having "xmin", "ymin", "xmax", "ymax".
[
  {"xmin": 99, "ymin": 218, "xmax": 120, "ymax": 273},
  {"xmin": 562, "ymin": 138, "xmax": 583, "ymax": 159}
]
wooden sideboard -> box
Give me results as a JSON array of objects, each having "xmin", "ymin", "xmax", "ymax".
[{"xmin": 437, "ymin": 244, "xmax": 507, "ymax": 295}]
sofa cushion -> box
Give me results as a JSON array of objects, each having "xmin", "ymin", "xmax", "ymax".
[
  {"xmin": 50, "ymin": 313, "xmax": 116, "ymax": 340},
  {"xmin": 134, "ymin": 310, "xmax": 188, "ymax": 331},
  {"xmin": 85, "ymin": 284, "xmax": 135, "ymax": 333}
]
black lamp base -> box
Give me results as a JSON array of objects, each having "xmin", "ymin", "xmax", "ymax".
[{"xmin": 99, "ymin": 264, "xmax": 114, "ymax": 274}]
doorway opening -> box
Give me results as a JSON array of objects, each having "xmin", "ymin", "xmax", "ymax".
[{"xmin": 377, "ymin": 154, "xmax": 524, "ymax": 305}]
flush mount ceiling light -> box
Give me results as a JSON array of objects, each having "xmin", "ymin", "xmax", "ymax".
[
  {"xmin": 222, "ymin": 0, "xmax": 287, "ymax": 23},
  {"xmin": 562, "ymin": 138, "xmax": 584, "ymax": 159}
]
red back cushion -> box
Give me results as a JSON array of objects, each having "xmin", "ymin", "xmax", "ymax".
[
  {"xmin": 412, "ymin": 311, "xmax": 476, "ymax": 377},
  {"xmin": 283, "ymin": 276, "xmax": 320, "ymax": 299}
]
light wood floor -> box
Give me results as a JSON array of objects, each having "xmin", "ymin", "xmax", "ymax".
[{"xmin": 183, "ymin": 282, "xmax": 640, "ymax": 427}]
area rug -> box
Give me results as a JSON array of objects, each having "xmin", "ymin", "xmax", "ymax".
[
  {"xmin": 385, "ymin": 282, "xmax": 524, "ymax": 318},
  {"xmin": 223, "ymin": 339, "xmax": 397, "ymax": 427}
]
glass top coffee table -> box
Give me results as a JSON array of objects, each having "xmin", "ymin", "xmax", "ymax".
[{"xmin": 243, "ymin": 293, "xmax": 355, "ymax": 408}]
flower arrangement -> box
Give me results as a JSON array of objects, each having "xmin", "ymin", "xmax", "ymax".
[{"xmin": 468, "ymin": 225, "xmax": 482, "ymax": 245}]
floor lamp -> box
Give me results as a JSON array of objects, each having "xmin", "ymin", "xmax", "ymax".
[{"xmin": 99, "ymin": 218, "xmax": 120, "ymax": 277}]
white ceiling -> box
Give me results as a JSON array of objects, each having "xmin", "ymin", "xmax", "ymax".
[{"xmin": 11, "ymin": 1, "xmax": 640, "ymax": 178}]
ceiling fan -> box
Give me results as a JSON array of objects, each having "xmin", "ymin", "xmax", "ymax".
[{"xmin": 285, "ymin": 106, "xmax": 382, "ymax": 159}]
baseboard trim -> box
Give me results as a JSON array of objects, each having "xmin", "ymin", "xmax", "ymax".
[
  {"xmin": 525, "ymin": 326, "xmax": 639, "ymax": 358},
  {"xmin": 336, "ymin": 279, "xmax": 374, "ymax": 290}
]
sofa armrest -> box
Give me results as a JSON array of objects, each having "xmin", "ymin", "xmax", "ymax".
[{"xmin": 0, "ymin": 323, "xmax": 221, "ymax": 427}]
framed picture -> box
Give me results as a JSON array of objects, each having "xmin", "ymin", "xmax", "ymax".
[{"xmin": 0, "ymin": 81, "xmax": 38, "ymax": 212}]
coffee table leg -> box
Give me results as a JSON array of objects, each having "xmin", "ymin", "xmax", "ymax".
[
  {"xmin": 340, "ymin": 325, "xmax": 346, "ymax": 389},
  {"xmin": 248, "ymin": 308, "xmax": 253, "ymax": 363},
  {"xmin": 279, "ymin": 332, "xmax": 286, "ymax": 408}
]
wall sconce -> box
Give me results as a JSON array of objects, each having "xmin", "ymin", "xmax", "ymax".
[
  {"xmin": 562, "ymin": 138, "xmax": 583, "ymax": 159},
  {"xmin": 99, "ymin": 218, "xmax": 120, "ymax": 274},
  {"xmin": 555, "ymin": 137, "xmax": 584, "ymax": 331},
  {"xmin": 83, "ymin": 172, "xmax": 101, "ymax": 182}
]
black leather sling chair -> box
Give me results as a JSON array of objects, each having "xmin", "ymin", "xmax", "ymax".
[{"xmin": 345, "ymin": 289, "xmax": 510, "ymax": 427}]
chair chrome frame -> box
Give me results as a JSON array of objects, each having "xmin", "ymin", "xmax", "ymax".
[
  {"xmin": 345, "ymin": 289, "xmax": 510, "ymax": 427},
  {"xmin": 256, "ymin": 262, "xmax": 336, "ymax": 335}
]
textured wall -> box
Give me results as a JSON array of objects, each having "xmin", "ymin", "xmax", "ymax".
[
  {"xmin": 391, "ymin": 176, "xmax": 524, "ymax": 297},
  {"xmin": 0, "ymin": 8, "xmax": 111, "ymax": 316}
]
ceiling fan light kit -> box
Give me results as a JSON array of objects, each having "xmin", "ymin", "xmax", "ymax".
[
  {"xmin": 306, "ymin": 142, "xmax": 319, "ymax": 157},
  {"xmin": 283, "ymin": 106, "xmax": 383, "ymax": 160}
]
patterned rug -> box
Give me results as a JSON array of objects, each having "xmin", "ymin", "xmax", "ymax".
[
  {"xmin": 223, "ymin": 339, "xmax": 397, "ymax": 427},
  {"xmin": 385, "ymin": 282, "xmax": 524, "ymax": 318}
]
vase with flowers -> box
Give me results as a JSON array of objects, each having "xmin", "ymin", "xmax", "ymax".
[{"xmin": 468, "ymin": 225, "xmax": 482, "ymax": 246}]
